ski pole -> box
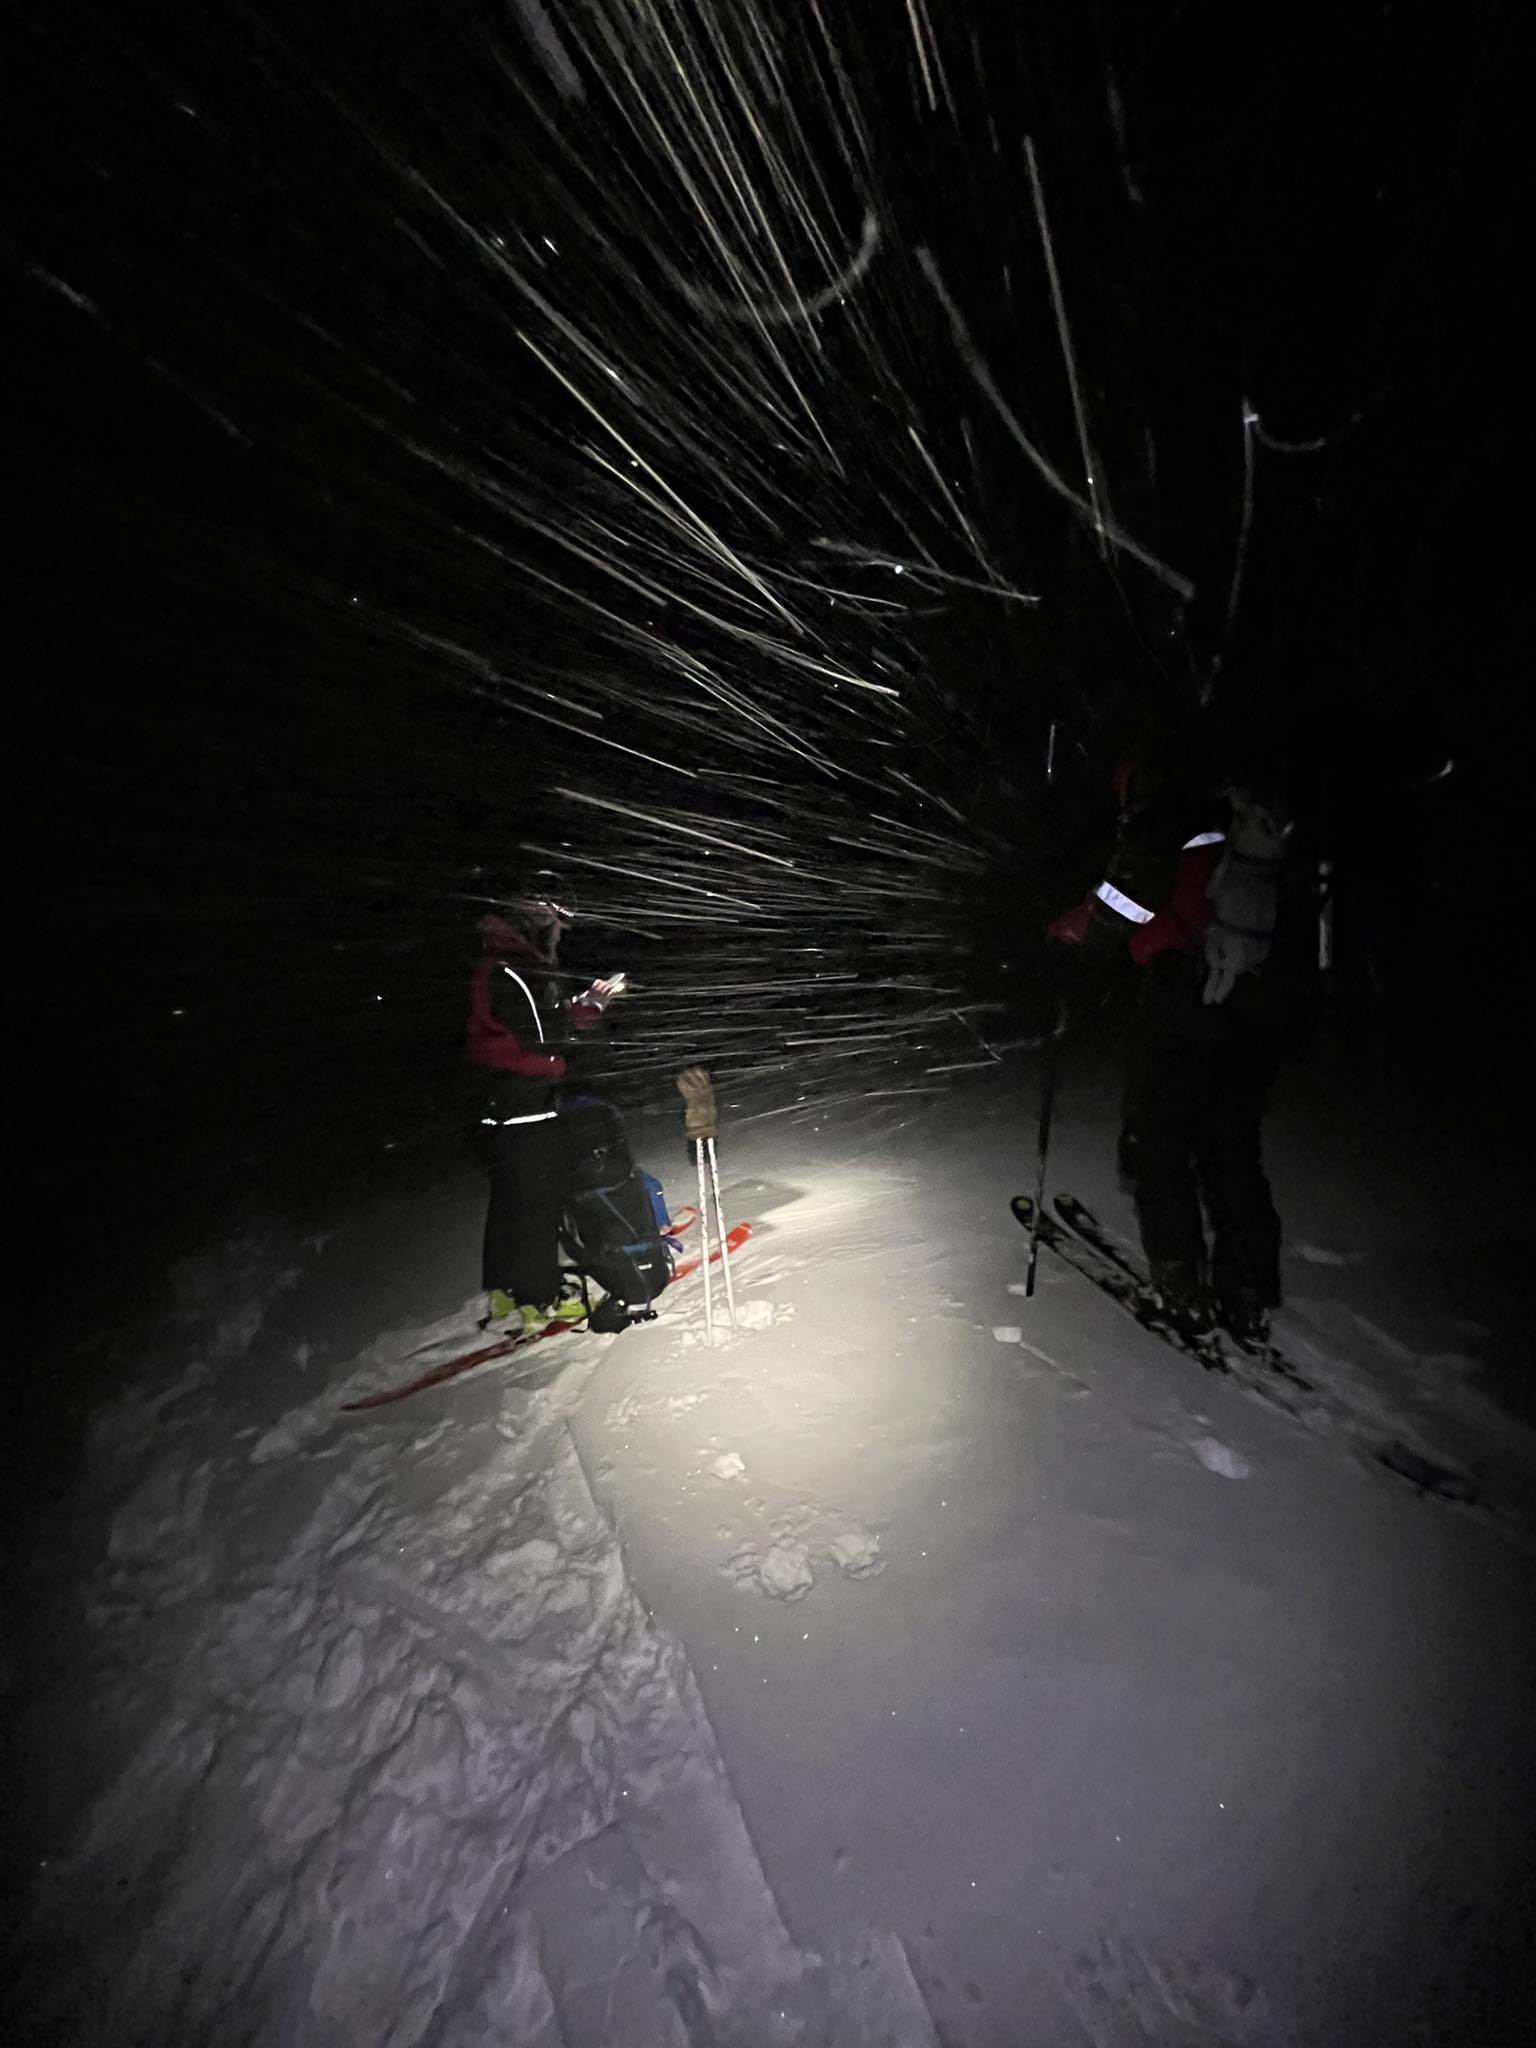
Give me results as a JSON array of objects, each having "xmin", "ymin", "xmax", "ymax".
[
  {"xmin": 695, "ymin": 1136, "xmax": 714, "ymax": 1345},
  {"xmin": 678, "ymin": 1068, "xmax": 724, "ymax": 1344},
  {"xmin": 1025, "ymin": 994, "xmax": 1066, "ymax": 1298},
  {"xmin": 706, "ymin": 1134, "xmax": 738, "ymax": 1330}
]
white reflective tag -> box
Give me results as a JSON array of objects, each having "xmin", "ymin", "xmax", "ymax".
[
  {"xmin": 499, "ymin": 967, "xmax": 546, "ymax": 1041},
  {"xmin": 1095, "ymin": 880, "xmax": 1155, "ymax": 924}
]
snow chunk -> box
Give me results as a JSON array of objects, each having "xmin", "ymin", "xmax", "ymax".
[
  {"xmin": 1192, "ymin": 1436, "xmax": 1251, "ymax": 1480},
  {"xmin": 731, "ymin": 1297, "xmax": 777, "ymax": 1331},
  {"xmin": 726, "ymin": 1541, "xmax": 815, "ymax": 1601},
  {"xmin": 827, "ymin": 1526, "xmax": 884, "ymax": 1578},
  {"xmin": 759, "ymin": 1542, "xmax": 816, "ymax": 1600},
  {"xmin": 711, "ymin": 1452, "xmax": 747, "ymax": 1480},
  {"xmin": 992, "ymin": 1325, "xmax": 1023, "ymax": 1344},
  {"xmin": 314, "ymin": 1626, "xmax": 368, "ymax": 1711}
]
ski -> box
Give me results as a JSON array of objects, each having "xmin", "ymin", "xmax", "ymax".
[
  {"xmin": 1052, "ymin": 1194, "xmax": 1313, "ymax": 1392},
  {"xmin": 1013, "ymin": 1194, "xmax": 1486, "ymax": 1514},
  {"xmin": 342, "ymin": 1317, "xmax": 583, "ymax": 1412},
  {"xmin": 1011, "ymin": 1194, "xmax": 1229, "ymax": 1374},
  {"xmin": 399, "ymin": 1206, "xmax": 701, "ymax": 1362},
  {"xmin": 342, "ymin": 1221, "xmax": 753, "ymax": 1412},
  {"xmin": 670, "ymin": 1220, "xmax": 752, "ymax": 1285}
]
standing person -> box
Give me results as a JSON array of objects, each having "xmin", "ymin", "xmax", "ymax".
[
  {"xmin": 466, "ymin": 870, "xmax": 621, "ymax": 1330},
  {"xmin": 1049, "ymin": 753, "xmax": 1289, "ymax": 1341}
]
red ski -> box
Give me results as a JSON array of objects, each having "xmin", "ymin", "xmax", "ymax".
[
  {"xmin": 670, "ymin": 1221, "xmax": 750, "ymax": 1286},
  {"xmin": 396, "ymin": 1206, "xmax": 702, "ymax": 1363},
  {"xmin": 341, "ymin": 1221, "xmax": 752, "ymax": 1413}
]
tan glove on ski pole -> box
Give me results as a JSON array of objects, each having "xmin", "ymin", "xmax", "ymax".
[{"xmin": 676, "ymin": 1066, "xmax": 719, "ymax": 1142}]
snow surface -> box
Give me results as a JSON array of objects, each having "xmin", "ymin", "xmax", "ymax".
[{"xmin": 11, "ymin": 1045, "xmax": 1536, "ymax": 2045}]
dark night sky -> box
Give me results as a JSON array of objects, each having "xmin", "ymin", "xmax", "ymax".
[{"xmin": 6, "ymin": 0, "xmax": 1526, "ymax": 1293}]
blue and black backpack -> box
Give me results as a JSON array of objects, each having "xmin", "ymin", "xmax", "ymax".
[{"xmin": 558, "ymin": 1095, "xmax": 674, "ymax": 1328}]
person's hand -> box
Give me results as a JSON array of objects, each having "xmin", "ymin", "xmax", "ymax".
[
  {"xmin": 1046, "ymin": 904, "xmax": 1090, "ymax": 947},
  {"xmin": 584, "ymin": 976, "xmax": 624, "ymax": 1011}
]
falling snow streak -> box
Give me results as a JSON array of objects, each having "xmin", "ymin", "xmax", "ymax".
[
  {"xmin": 913, "ymin": 247, "xmax": 1195, "ymax": 601},
  {"xmin": 18, "ymin": 0, "xmax": 1264, "ymax": 1143},
  {"xmin": 1205, "ymin": 400, "xmax": 1260, "ymax": 703},
  {"xmin": 1023, "ymin": 137, "xmax": 1110, "ymax": 552}
]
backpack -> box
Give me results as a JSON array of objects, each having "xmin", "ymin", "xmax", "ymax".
[
  {"xmin": 558, "ymin": 1095, "xmax": 675, "ymax": 1325},
  {"xmin": 1201, "ymin": 787, "xmax": 1288, "ymax": 1004}
]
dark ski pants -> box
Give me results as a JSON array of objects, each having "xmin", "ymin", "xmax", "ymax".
[
  {"xmin": 1119, "ymin": 1027, "xmax": 1282, "ymax": 1306},
  {"xmin": 481, "ymin": 1116, "xmax": 565, "ymax": 1306}
]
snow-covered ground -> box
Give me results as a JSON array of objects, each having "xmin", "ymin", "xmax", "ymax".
[{"xmin": 10, "ymin": 1039, "xmax": 1536, "ymax": 2046}]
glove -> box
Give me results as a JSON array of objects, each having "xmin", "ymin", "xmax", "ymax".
[
  {"xmin": 1200, "ymin": 925, "xmax": 1254, "ymax": 1007},
  {"xmin": 676, "ymin": 1066, "xmax": 718, "ymax": 1141},
  {"xmin": 1045, "ymin": 903, "xmax": 1091, "ymax": 947}
]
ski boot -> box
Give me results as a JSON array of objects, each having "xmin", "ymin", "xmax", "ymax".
[
  {"xmin": 481, "ymin": 1283, "xmax": 588, "ymax": 1334},
  {"xmin": 1216, "ymin": 1285, "xmax": 1272, "ymax": 1348},
  {"xmin": 523, "ymin": 1281, "xmax": 589, "ymax": 1333},
  {"xmin": 1149, "ymin": 1258, "xmax": 1216, "ymax": 1339}
]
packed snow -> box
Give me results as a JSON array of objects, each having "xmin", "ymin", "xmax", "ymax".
[{"xmin": 11, "ymin": 1041, "xmax": 1536, "ymax": 2046}]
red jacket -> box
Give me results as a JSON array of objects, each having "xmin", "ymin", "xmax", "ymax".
[
  {"xmin": 468, "ymin": 915, "xmax": 600, "ymax": 1112},
  {"xmin": 1049, "ymin": 837, "xmax": 1223, "ymax": 965}
]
